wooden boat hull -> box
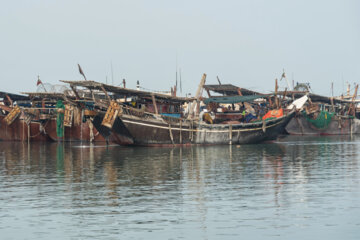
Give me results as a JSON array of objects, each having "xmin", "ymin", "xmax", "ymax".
[
  {"xmin": 0, "ymin": 115, "xmax": 50, "ymax": 142},
  {"xmin": 285, "ymin": 115, "xmax": 360, "ymax": 135},
  {"xmin": 120, "ymin": 115, "xmax": 191, "ymax": 146},
  {"xmin": 44, "ymin": 118, "xmax": 106, "ymax": 142},
  {"xmin": 119, "ymin": 111, "xmax": 295, "ymax": 146},
  {"xmin": 92, "ymin": 113, "xmax": 134, "ymax": 145}
]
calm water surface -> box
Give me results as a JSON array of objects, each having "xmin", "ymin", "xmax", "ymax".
[{"xmin": 0, "ymin": 136, "xmax": 360, "ymax": 239}]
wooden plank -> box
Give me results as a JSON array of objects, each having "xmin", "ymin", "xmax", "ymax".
[
  {"xmin": 64, "ymin": 105, "xmax": 74, "ymax": 127},
  {"xmin": 101, "ymin": 101, "xmax": 120, "ymax": 128},
  {"xmin": 4, "ymin": 105, "xmax": 21, "ymax": 125}
]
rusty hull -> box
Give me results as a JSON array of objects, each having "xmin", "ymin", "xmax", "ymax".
[
  {"xmin": 0, "ymin": 115, "xmax": 50, "ymax": 142},
  {"xmin": 286, "ymin": 114, "xmax": 360, "ymax": 135},
  {"xmin": 44, "ymin": 118, "xmax": 106, "ymax": 142}
]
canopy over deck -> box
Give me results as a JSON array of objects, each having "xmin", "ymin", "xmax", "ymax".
[
  {"xmin": 277, "ymin": 91, "xmax": 354, "ymax": 104},
  {"xmin": 21, "ymin": 92, "xmax": 72, "ymax": 100},
  {"xmin": 61, "ymin": 80, "xmax": 193, "ymax": 104},
  {"xmin": 203, "ymin": 84, "xmax": 262, "ymax": 96},
  {"xmin": 0, "ymin": 91, "xmax": 29, "ymax": 101},
  {"xmin": 204, "ymin": 94, "xmax": 271, "ymax": 104}
]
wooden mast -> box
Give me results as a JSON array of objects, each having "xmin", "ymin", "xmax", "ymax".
[
  {"xmin": 188, "ymin": 73, "xmax": 206, "ymax": 119},
  {"xmin": 348, "ymin": 84, "xmax": 358, "ymax": 116}
]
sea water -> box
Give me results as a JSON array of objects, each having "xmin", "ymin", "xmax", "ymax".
[{"xmin": 0, "ymin": 135, "xmax": 359, "ymax": 239}]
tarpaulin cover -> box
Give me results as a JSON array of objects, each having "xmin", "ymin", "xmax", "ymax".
[
  {"xmin": 302, "ymin": 111, "xmax": 334, "ymax": 129},
  {"xmin": 56, "ymin": 100, "xmax": 65, "ymax": 137},
  {"xmin": 203, "ymin": 94, "xmax": 270, "ymax": 104},
  {"xmin": 262, "ymin": 108, "xmax": 284, "ymax": 120}
]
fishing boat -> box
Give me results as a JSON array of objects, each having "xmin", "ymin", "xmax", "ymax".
[
  {"xmin": 62, "ymin": 75, "xmax": 295, "ymax": 146},
  {"xmin": 61, "ymin": 79, "xmax": 188, "ymax": 145},
  {"xmin": 22, "ymin": 91, "xmax": 106, "ymax": 142},
  {"xmin": 117, "ymin": 104, "xmax": 294, "ymax": 146},
  {"xmin": 0, "ymin": 91, "xmax": 51, "ymax": 142},
  {"xmin": 281, "ymin": 88, "xmax": 360, "ymax": 135}
]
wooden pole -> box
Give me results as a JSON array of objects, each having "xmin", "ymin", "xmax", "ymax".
[
  {"xmin": 206, "ymin": 89, "xmax": 211, "ymax": 97},
  {"xmin": 280, "ymin": 87, "xmax": 287, "ymax": 108},
  {"xmin": 348, "ymin": 84, "xmax": 358, "ymax": 116},
  {"xmin": 101, "ymin": 85, "xmax": 111, "ymax": 103},
  {"xmin": 268, "ymin": 97, "xmax": 273, "ymax": 107},
  {"xmin": 5, "ymin": 94, "xmax": 13, "ymax": 107},
  {"xmin": 330, "ymin": 97, "xmax": 335, "ymax": 112},
  {"xmin": 27, "ymin": 123, "xmax": 30, "ymax": 144},
  {"xmin": 23, "ymin": 120, "xmax": 25, "ymax": 142},
  {"xmin": 63, "ymin": 116, "xmax": 65, "ymax": 142},
  {"xmin": 229, "ymin": 124, "xmax": 232, "ymax": 145},
  {"xmin": 151, "ymin": 93, "xmax": 159, "ymax": 115},
  {"xmin": 179, "ymin": 120, "xmax": 182, "ymax": 144},
  {"xmin": 169, "ymin": 124, "xmax": 174, "ymax": 145},
  {"xmin": 70, "ymin": 85, "xmax": 81, "ymax": 101},
  {"xmin": 282, "ymin": 88, "xmax": 287, "ymax": 100}
]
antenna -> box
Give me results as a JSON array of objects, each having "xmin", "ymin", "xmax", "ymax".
[
  {"xmin": 217, "ymin": 76, "xmax": 222, "ymax": 85},
  {"xmin": 280, "ymin": 69, "xmax": 291, "ymax": 90},
  {"xmin": 179, "ymin": 68, "xmax": 182, "ymax": 94},
  {"xmin": 175, "ymin": 53, "xmax": 178, "ymax": 90},
  {"xmin": 111, "ymin": 61, "xmax": 114, "ymax": 85}
]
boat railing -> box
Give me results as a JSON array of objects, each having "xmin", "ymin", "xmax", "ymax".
[
  {"xmin": 121, "ymin": 105, "xmax": 147, "ymax": 118},
  {"xmin": 160, "ymin": 114, "xmax": 184, "ymax": 124},
  {"xmin": 21, "ymin": 107, "xmax": 55, "ymax": 114},
  {"xmin": 120, "ymin": 104, "xmax": 188, "ymax": 125}
]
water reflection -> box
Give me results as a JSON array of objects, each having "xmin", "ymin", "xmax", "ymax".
[{"xmin": 0, "ymin": 137, "xmax": 360, "ymax": 239}]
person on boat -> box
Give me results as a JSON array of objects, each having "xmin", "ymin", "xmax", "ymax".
[
  {"xmin": 200, "ymin": 109, "xmax": 214, "ymax": 124},
  {"xmin": 244, "ymin": 109, "xmax": 257, "ymax": 123},
  {"xmin": 258, "ymin": 104, "xmax": 266, "ymax": 118}
]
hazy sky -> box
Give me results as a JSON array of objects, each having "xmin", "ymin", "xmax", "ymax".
[{"xmin": 1, "ymin": 0, "xmax": 359, "ymax": 96}]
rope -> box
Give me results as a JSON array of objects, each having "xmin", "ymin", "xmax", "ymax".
[
  {"xmin": 88, "ymin": 119, "xmax": 94, "ymax": 142},
  {"xmin": 29, "ymin": 120, "xmax": 50, "ymax": 138}
]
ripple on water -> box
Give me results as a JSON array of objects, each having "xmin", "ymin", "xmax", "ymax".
[{"xmin": 0, "ymin": 138, "xmax": 359, "ymax": 239}]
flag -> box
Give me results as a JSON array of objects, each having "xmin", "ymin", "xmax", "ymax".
[
  {"xmin": 37, "ymin": 77, "xmax": 42, "ymax": 86},
  {"xmin": 78, "ymin": 64, "xmax": 87, "ymax": 80}
]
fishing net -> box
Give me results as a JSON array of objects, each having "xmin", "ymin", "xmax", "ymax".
[
  {"xmin": 56, "ymin": 100, "xmax": 65, "ymax": 137},
  {"xmin": 37, "ymin": 83, "xmax": 70, "ymax": 93},
  {"xmin": 302, "ymin": 111, "xmax": 334, "ymax": 129}
]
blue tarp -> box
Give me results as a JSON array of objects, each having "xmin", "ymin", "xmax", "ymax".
[
  {"xmin": 161, "ymin": 113, "xmax": 181, "ymax": 118},
  {"xmin": 203, "ymin": 94, "xmax": 271, "ymax": 104}
]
